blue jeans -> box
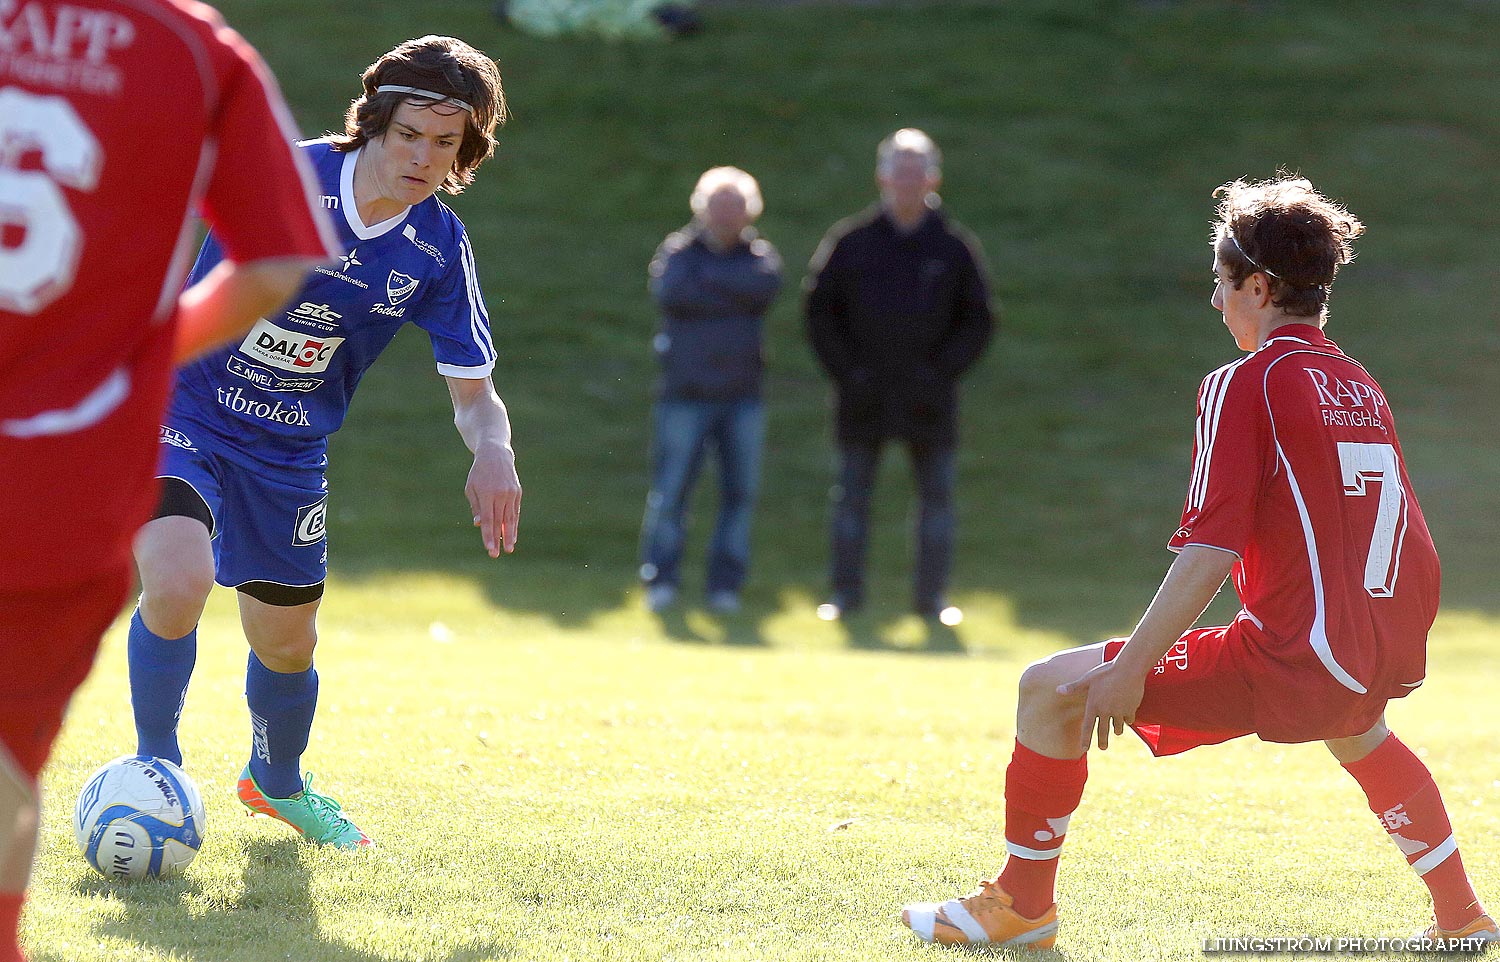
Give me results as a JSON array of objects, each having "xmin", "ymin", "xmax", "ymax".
[
  {"xmin": 830, "ymin": 440, "xmax": 956, "ymax": 610},
  {"xmin": 639, "ymin": 398, "xmax": 765, "ymax": 594}
]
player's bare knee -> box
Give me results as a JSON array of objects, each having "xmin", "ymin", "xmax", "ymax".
[
  {"xmin": 134, "ymin": 518, "xmax": 214, "ymax": 633},
  {"xmin": 1017, "ymin": 659, "xmax": 1073, "ymax": 715},
  {"xmin": 249, "ymin": 639, "xmax": 316, "ymax": 674},
  {"xmin": 151, "ymin": 560, "xmax": 214, "ymax": 605},
  {"xmin": 245, "ymin": 624, "xmax": 318, "ymax": 673},
  {"xmin": 137, "ymin": 566, "xmax": 214, "ymax": 638}
]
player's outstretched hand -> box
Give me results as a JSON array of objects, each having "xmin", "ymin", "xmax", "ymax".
[
  {"xmin": 1057, "ymin": 659, "xmax": 1145, "ymax": 753},
  {"xmin": 467, "ymin": 444, "xmax": 522, "ymax": 558}
]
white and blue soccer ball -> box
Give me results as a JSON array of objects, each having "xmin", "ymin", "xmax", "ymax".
[{"xmin": 73, "ymin": 755, "xmax": 205, "ymax": 881}]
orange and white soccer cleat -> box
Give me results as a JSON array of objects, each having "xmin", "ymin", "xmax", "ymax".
[
  {"xmin": 1412, "ymin": 914, "xmax": 1498, "ymax": 946},
  {"xmin": 900, "ymin": 877, "xmax": 1058, "ymax": 949}
]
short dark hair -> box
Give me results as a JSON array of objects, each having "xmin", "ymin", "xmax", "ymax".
[
  {"xmin": 1213, "ymin": 174, "xmax": 1365, "ymax": 318},
  {"xmin": 329, "ymin": 36, "xmax": 506, "ymax": 194}
]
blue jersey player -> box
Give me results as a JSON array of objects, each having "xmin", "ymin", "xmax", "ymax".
[{"xmin": 126, "ymin": 36, "xmax": 522, "ymax": 848}]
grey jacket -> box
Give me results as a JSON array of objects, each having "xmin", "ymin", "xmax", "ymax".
[{"xmin": 649, "ymin": 224, "xmax": 782, "ymax": 401}]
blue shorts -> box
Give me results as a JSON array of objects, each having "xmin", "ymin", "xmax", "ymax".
[{"xmin": 156, "ymin": 421, "xmax": 328, "ymax": 591}]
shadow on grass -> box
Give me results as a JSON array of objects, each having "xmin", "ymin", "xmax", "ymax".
[
  {"xmin": 838, "ymin": 613, "xmax": 967, "ymax": 654},
  {"xmin": 636, "ymin": 581, "xmax": 970, "ymax": 653},
  {"xmin": 651, "ymin": 605, "xmax": 705, "ymax": 644},
  {"xmin": 651, "ymin": 603, "xmax": 768, "ymax": 647},
  {"xmin": 52, "ymin": 838, "xmax": 507, "ymax": 962}
]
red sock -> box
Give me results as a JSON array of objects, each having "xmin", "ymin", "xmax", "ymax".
[
  {"xmin": 1341, "ymin": 733, "xmax": 1485, "ymax": 930},
  {"xmin": 0, "ymin": 892, "xmax": 25, "ymax": 962},
  {"xmin": 997, "ymin": 741, "xmax": 1088, "ymax": 919}
]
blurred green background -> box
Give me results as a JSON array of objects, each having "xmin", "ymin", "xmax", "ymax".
[{"xmin": 221, "ymin": 0, "xmax": 1499, "ymax": 642}]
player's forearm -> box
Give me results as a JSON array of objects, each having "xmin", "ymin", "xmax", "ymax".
[
  {"xmin": 1113, "ymin": 545, "xmax": 1236, "ymax": 675},
  {"xmin": 173, "ymin": 257, "xmax": 320, "ymax": 364},
  {"xmin": 450, "ymin": 379, "xmax": 513, "ymax": 456}
]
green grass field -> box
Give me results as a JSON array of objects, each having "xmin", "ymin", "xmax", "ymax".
[
  {"xmin": 30, "ymin": 597, "xmax": 1500, "ymax": 961},
  {"xmin": 25, "ymin": 1, "xmax": 1500, "ymax": 959}
]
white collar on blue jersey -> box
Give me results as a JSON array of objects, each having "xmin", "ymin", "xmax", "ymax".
[{"xmin": 341, "ymin": 147, "xmax": 411, "ymax": 240}]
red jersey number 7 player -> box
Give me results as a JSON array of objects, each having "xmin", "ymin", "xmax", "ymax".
[{"xmin": 900, "ymin": 175, "xmax": 1494, "ymax": 950}]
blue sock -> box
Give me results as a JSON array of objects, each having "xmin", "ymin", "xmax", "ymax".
[
  {"xmin": 128, "ymin": 609, "xmax": 196, "ymax": 767},
  {"xmin": 245, "ymin": 652, "xmax": 317, "ymax": 799}
]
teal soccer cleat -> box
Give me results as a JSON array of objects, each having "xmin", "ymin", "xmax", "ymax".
[{"xmin": 237, "ymin": 767, "xmax": 373, "ymax": 849}]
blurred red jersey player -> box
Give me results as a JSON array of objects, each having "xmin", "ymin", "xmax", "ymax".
[
  {"xmin": 899, "ymin": 175, "xmax": 1494, "ymax": 950},
  {"xmin": 0, "ymin": 1, "xmax": 339, "ymax": 958}
]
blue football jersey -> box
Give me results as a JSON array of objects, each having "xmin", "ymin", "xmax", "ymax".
[{"xmin": 170, "ymin": 140, "xmax": 496, "ymax": 467}]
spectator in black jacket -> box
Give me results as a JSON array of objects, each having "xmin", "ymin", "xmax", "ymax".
[
  {"xmin": 805, "ymin": 129, "xmax": 994, "ymax": 623},
  {"xmin": 640, "ymin": 167, "xmax": 783, "ymax": 614}
]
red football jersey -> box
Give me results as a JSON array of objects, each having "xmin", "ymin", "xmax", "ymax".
[
  {"xmin": 0, "ymin": 0, "xmax": 339, "ymax": 588},
  {"xmin": 1169, "ymin": 323, "xmax": 1440, "ymax": 737}
]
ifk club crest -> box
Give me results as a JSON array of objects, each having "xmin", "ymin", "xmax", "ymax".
[{"xmin": 386, "ymin": 271, "xmax": 419, "ymax": 305}]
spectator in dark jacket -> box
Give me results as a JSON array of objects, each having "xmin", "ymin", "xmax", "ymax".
[
  {"xmin": 805, "ymin": 129, "xmax": 994, "ymax": 622},
  {"xmin": 640, "ymin": 167, "xmax": 783, "ymax": 613}
]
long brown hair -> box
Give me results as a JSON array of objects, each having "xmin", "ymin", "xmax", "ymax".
[{"xmin": 329, "ymin": 36, "xmax": 506, "ymax": 194}]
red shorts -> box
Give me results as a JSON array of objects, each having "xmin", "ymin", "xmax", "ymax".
[
  {"xmin": 0, "ymin": 567, "xmax": 131, "ymax": 782},
  {"xmin": 1107, "ymin": 623, "xmax": 1395, "ymax": 757}
]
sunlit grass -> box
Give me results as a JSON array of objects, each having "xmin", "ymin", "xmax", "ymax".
[{"xmin": 28, "ymin": 585, "xmax": 1499, "ymax": 962}]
